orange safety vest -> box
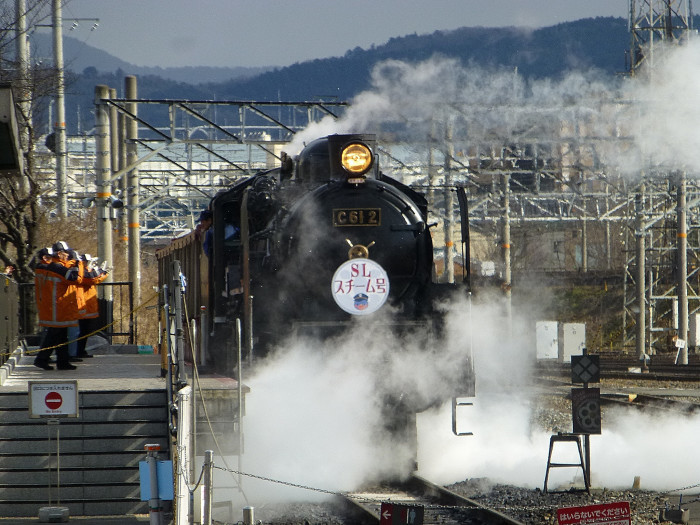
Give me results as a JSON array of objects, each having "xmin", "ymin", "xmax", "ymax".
[
  {"xmin": 34, "ymin": 258, "xmax": 83, "ymax": 327},
  {"xmin": 69, "ymin": 260, "xmax": 86, "ymax": 316},
  {"xmin": 80, "ymin": 268, "xmax": 108, "ymax": 319}
]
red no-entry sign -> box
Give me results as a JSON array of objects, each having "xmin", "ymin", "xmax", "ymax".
[
  {"xmin": 28, "ymin": 381, "xmax": 79, "ymax": 418},
  {"xmin": 44, "ymin": 391, "xmax": 63, "ymax": 410}
]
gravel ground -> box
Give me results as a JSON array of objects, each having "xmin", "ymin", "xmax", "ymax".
[
  {"xmin": 439, "ymin": 389, "xmax": 661, "ymax": 524},
  {"xmin": 233, "ymin": 502, "xmax": 349, "ymax": 525},
  {"xmin": 442, "ymin": 378, "xmax": 700, "ymax": 525},
  {"xmin": 447, "ymin": 477, "xmax": 671, "ymax": 524}
]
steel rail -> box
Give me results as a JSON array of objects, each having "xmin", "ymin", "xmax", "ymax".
[{"xmin": 339, "ymin": 474, "xmax": 526, "ymax": 525}]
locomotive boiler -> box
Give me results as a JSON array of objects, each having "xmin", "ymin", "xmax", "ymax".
[{"xmin": 158, "ymin": 133, "xmax": 474, "ymax": 391}]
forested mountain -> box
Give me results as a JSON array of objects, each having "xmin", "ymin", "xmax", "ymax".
[
  {"xmin": 31, "ymin": 32, "xmax": 271, "ymax": 84},
  {"xmin": 57, "ymin": 17, "xmax": 633, "ymax": 133},
  {"xmin": 209, "ymin": 17, "xmax": 629, "ymax": 101}
]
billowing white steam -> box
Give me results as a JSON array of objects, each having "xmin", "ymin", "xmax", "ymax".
[
  {"xmin": 617, "ymin": 38, "xmax": 700, "ymax": 172},
  {"xmin": 418, "ymin": 397, "xmax": 700, "ymax": 492},
  {"xmin": 221, "ymin": 44, "xmax": 700, "ymax": 511},
  {"xmin": 225, "ymin": 295, "xmax": 481, "ymax": 503},
  {"xmin": 291, "ymin": 41, "xmax": 700, "ymax": 178},
  {"xmin": 288, "ymin": 56, "xmax": 618, "ymax": 160}
]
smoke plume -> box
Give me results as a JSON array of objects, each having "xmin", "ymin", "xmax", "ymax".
[{"xmin": 222, "ymin": 43, "xmax": 700, "ymax": 511}]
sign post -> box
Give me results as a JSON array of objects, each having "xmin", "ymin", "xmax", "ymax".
[
  {"xmin": 139, "ymin": 444, "xmax": 174, "ymax": 525},
  {"xmin": 28, "ymin": 381, "xmax": 79, "ymax": 523},
  {"xmin": 570, "ymin": 350, "xmax": 600, "ymax": 489},
  {"xmin": 674, "ymin": 337, "xmax": 686, "ymax": 365}
]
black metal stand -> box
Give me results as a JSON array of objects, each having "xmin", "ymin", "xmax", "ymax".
[{"xmin": 543, "ymin": 432, "xmax": 590, "ymax": 494}]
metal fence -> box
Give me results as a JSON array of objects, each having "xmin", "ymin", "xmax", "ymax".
[
  {"xmin": 8, "ymin": 280, "xmax": 135, "ymax": 348},
  {"xmin": 97, "ymin": 281, "xmax": 134, "ymax": 344}
]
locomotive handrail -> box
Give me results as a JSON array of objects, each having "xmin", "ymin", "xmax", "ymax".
[
  {"xmin": 162, "ymin": 283, "xmax": 176, "ymax": 437},
  {"xmin": 241, "ymin": 188, "xmax": 254, "ymax": 366},
  {"xmin": 248, "ymin": 230, "xmax": 271, "ymax": 241}
]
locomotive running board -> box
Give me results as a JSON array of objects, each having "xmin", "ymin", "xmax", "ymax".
[{"xmin": 451, "ymin": 396, "xmax": 474, "ymax": 436}]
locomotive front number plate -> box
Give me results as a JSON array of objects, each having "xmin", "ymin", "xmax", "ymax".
[{"xmin": 333, "ymin": 208, "xmax": 381, "ymax": 227}]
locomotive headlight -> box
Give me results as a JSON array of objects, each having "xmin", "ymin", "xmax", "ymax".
[{"xmin": 341, "ymin": 143, "xmax": 373, "ymax": 175}]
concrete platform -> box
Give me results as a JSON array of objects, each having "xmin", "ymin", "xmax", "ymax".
[
  {"xmin": 0, "ymin": 345, "xmax": 166, "ymax": 393},
  {"xmin": 1, "ymin": 338, "xmax": 244, "ymax": 396}
]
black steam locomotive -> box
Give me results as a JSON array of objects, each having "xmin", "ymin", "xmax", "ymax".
[{"xmin": 158, "ymin": 134, "xmax": 474, "ymax": 389}]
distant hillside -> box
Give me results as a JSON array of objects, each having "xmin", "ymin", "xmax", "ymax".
[
  {"xmin": 30, "ymin": 33, "xmax": 271, "ymax": 84},
  {"xmin": 41, "ymin": 17, "xmax": 635, "ymax": 133},
  {"xmin": 210, "ymin": 17, "xmax": 630, "ymax": 101}
]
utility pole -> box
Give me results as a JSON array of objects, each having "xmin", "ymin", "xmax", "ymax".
[
  {"xmin": 52, "ymin": 0, "xmax": 67, "ymax": 217},
  {"xmin": 635, "ymin": 189, "xmax": 646, "ymax": 365},
  {"xmin": 108, "ymin": 88, "xmax": 122, "ymax": 252},
  {"xmin": 94, "ymin": 85, "xmax": 114, "ymax": 332},
  {"xmin": 118, "ymin": 111, "xmax": 128, "ymax": 244},
  {"xmin": 109, "ymin": 88, "xmax": 119, "ymax": 187},
  {"xmin": 126, "ymin": 76, "xmax": 141, "ymax": 338},
  {"xmin": 581, "ymin": 193, "xmax": 588, "ymax": 272},
  {"xmin": 15, "ymin": 0, "xmax": 30, "ymax": 178},
  {"xmin": 502, "ymin": 172, "xmax": 512, "ymax": 333},
  {"xmin": 677, "ymin": 172, "xmax": 688, "ymax": 364},
  {"xmin": 443, "ymin": 120, "xmax": 455, "ymax": 283}
]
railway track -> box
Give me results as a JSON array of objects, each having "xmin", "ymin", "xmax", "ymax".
[
  {"xmin": 600, "ymin": 392, "xmax": 700, "ymax": 414},
  {"xmin": 536, "ymin": 355, "xmax": 700, "ymax": 382},
  {"xmin": 340, "ymin": 474, "xmax": 526, "ymax": 525},
  {"xmin": 536, "ymin": 374, "xmax": 700, "ymax": 413}
]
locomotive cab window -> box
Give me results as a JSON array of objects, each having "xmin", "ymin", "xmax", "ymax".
[
  {"xmin": 218, "ymin": 204, "xmax": 243, "ymax": 296},
  {"xmin": 221, "ymin": 205, "xmax": 241, "ymax": 248}
]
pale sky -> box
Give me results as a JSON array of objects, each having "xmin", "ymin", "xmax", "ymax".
[{"xmin": 57, "ymin": 0, "xmax": 626, "ymax": 68}]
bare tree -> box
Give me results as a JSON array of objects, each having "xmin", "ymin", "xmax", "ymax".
[
  {"xmin": 0, "ymin": 0, "xmax": 58, "ymax": 334},
  {"xmin": 0, "ymin": 1, "xmax": 51, "ymax": 57}
]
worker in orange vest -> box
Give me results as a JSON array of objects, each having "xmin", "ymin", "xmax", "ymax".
[
  {"xmin": 76, "ymin": 253, "xmax": 109, "ymax": 358},
  {"xmin": 33, "ymin": 241, "xmax": 83, "ymax": 370},
  {"xmin": 65, "ymin": 249, "xmax": 83, "ymax": 361}
]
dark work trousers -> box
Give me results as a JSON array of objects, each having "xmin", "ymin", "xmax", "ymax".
[
  {"xmin": 78, "ymin": 317, "xmax": 96, "ymax": 355},
  {"xmin": 34, "ymin": 326, "xmax": 71, "ymax": 366}
]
